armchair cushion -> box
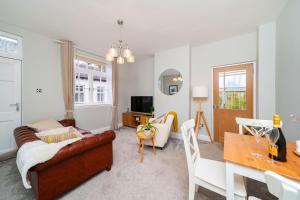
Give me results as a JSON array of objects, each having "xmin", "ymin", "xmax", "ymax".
[{"xmin": 137, "ymin": 115, "xmax": 174, "ymax": 148}]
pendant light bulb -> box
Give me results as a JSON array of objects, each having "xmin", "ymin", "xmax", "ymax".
[
  {"xmin": 117, "ymin": 56, "xmax": 125, "ymax": 64},
  {"xmin": 108, "ymin": 46, "xmax": 118, "ymax": 57},
  {"xmin": 105, "ymin": 53, "xmax": 114, "ymax": 62},
  {"xmin": 127, "ymin": 55, "xmax": 135, "ymax": 63},
  {"xmin": 123, "ymin": 47, "xmax": 132, "ymax": 58}
]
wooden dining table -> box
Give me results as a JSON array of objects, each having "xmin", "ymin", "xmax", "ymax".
[{"xmin": 224, "ymin": 132, "xmax": 300, "ymax": 200}]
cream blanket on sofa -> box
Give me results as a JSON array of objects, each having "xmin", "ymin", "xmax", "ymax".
[{"xmin": 16, "ymin": 138, "xmax": 80, "ymax": 189}]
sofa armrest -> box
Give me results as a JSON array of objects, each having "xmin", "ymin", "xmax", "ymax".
[
  {"xmin": 153, "ymin": 123, "xmax": 170, "ymax": 142},
  {"xmin": 31, "ymin": 130, "xmax": 116, "ymax": 172},
  {"xmin": 153, "ymin": 123, "xmax": 169, "ymax": 134}
]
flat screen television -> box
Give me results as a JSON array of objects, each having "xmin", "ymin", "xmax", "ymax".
[{"xmin": 131, "ymin": 96, "xmax": 153, "ymax": 114}]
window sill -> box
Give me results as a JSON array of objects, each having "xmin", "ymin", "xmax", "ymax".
[{"xmin": 74, "ymin": 104, "xmax": 112, "ymax": 109}]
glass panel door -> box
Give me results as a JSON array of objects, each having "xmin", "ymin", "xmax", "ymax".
[
  {"xmin": 213, "ymin": 64, "xmax": 254, "ymax": 143},
  {"xmin": 218, "ymin": 70, "xmax": 247, "ymax": 110}
]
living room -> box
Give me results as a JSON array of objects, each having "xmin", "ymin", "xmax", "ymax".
[{"xmin": 0, "ymin": 0, "xmax": 300, "ymax": 200}]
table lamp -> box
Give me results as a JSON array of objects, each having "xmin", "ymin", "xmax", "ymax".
[{"xmin": 192, "ymin": 86, "xmax": 213, "ymax": 143}]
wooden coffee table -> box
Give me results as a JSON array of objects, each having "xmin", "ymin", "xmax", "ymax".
[{"xmin": 136, "ymin": 130, "xmax": 156, "ymax": 163}]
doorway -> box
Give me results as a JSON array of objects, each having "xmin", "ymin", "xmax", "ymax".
[
  {"xmin": 213, "ymin": 63, "xmax": 254, "ymax": 143},
  {"xmin": 0, "ymin": 57, "xmax": 22, "ymax": 154}
]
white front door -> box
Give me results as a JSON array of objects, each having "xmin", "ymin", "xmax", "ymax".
[{"xmin": 0, "ymin": 56, "xmax": 21, "ymax": 154}]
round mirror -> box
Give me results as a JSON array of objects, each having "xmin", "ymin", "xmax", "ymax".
[{"xmin": 158, "ymin": 69, "xmax": 183, "ymax": 95}]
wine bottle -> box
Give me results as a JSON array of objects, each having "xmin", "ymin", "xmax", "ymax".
[{"xmin": 268, "ymin": 114, "xmax": 287, "ymax": 162}]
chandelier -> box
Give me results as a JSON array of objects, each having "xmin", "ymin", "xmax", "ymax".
[{"xmin": 105, "ymin": 19, "xmax": 135, "ymax": 64}]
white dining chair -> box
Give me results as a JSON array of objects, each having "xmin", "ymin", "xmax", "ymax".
[
  {"xmin": 248, "ymin": 171, "xmax": 300, "ymax": 200},
  {"xmin": 235, "ymin": 117, "xmax": 282, "ymax": 135},
  {"xmin": 181, "ymin": 119, "xmax": 247, "ymax": 200}
]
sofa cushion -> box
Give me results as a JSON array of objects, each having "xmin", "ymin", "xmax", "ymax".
[
  {"xmin": 39, "ymin": 132, "xmax": 78, "ymax": 143},
  {"xmin": 36, "ymin": 126, "xmax": 82, "ymax": 143},
  {"xmin": 35, "ymin": 126, "xmax": 82, "ymax": 137},
  {"xmin": 27, "ymin": 119, "xmax": 63, "ymax": 132}
]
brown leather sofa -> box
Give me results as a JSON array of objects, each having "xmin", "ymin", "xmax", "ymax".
[{"xmin": 14, "ymin": 119, "xmax": 116, "ymax": 200}]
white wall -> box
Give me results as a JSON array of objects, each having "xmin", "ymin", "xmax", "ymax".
[
  {"xmin": 0, "ymin": 22, "xmax": 113, "ymax": 131},
  {"xmin": 154, "ymin": 45, "xmax": 190, "ymax": 136},
  {"xmin": 117, "ymin": 63, "xmax": 130, "ymax": 122},
  {"xmin": 117, "ymin": 56, "xmax": 154, "ymax": 120},
  {"xmin": 258, "ymin": 22, "xmax": 276, "ymax": 119},
  {"xmin": 126, "ymin": 57, "xmax": 154, "ymax": 97},
  {"xmin": 191, "ymin": 32, "xmax": 257, "ymax": 139},
  {"xmin": 74, "ymin": 106, "xmax": 112, "ymax": 131},
  {"xmin": 120, "ymin": 31, "xmax": 276, "ymax": 141},
  {"xmin": 276, "ymin": 0, "xmax": 300, "ymax": 141},
  {"xmin": 0, "ymin": 22, "xmax": 65, "ymax": 124}
]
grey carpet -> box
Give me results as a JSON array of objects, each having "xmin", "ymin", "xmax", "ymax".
[{"xmin": 0, "ymin": 127, "xmax": 276, "ymax": 200}]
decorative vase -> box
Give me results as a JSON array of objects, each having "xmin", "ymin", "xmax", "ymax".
[{"xmin": 144, "ymin": 129, "xmax": 151, "ymax": 136}]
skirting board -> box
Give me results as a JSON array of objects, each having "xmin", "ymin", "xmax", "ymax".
[
  {"xmin": 198, "ymin": 134, "xmax": 212, "ymax": 142},
  {"xmin": 170, "ymin": 132, "xmax": 182, "ymax": 140},
  {"xmin": 0, "ymin": 149, "xmax": 17, "ymax": 161},
  {"xmin": 170, "ymin": 132, "xmax": 212, "ymax": 143},
  {"xmin": 90, "ymin": 123, "xmax": 123, "ymax": 134}
]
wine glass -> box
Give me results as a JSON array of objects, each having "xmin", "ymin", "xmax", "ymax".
[
  {"xmin": 248, "ymin": 124, "xmax": 265, "ymax": 158},
  {"xmin": 266, "ymin": 128, "xmax": 280, "ymax": 166}
]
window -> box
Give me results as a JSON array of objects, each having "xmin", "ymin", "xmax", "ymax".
[
  {"xmin": 218, "ymin": 70, "xmax": 246, "ymax": 110},
  {"xmin": 0, "ymin": 35, "xmax": 17, "ymax": 54},
  {"xmin": 95, "ymin": 86, "xmax": 105, "ymax": 103},
  {"xmin": 0, "ymin": 31, "xmax": 22, "ymax": 59},
  {"xmin": 74, "ymin": 53, "xmax": 112, "ymax": 106},
  {"xmin": 75, "ymin": 85, "xmax": 85, "ymax": 103}
]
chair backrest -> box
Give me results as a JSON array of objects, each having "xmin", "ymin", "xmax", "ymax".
[
  {"xmin": 181, "ymin": 119, "xmax": 201, "ymax": 177},
  {"xmin": 265, "ymin": 171, "xmax": 300, "ymax": 200},
  {"xmin": 235, "ymin": 117, "xmax": 282, "ymax": 135}
]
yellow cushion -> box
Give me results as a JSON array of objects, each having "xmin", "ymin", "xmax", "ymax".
[{"xmin": 39, "ymin": 132, "xmax": 78, "ymax": 143}]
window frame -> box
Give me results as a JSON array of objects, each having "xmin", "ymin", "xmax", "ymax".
[
  {"xmin": 74, "ymin": 52, "xmax": 112, "ymax": 108},
  {"xmin": 0, "ymin": 31, "xmax": 23, "ymax": 60}
]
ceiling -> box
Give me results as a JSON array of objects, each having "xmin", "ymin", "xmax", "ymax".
[{"xmin": 0, "ymin": 0, "xmax": 288, "ymax": 60}]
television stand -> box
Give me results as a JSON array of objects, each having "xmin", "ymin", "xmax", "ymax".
[{"xmin": 122, "ymin": 112, "xmax": 153, "ymax": 128}]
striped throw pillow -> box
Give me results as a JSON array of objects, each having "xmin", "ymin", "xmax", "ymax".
[{"xmin": 39, "ymin": 132, "xmax": 78, "ymax": 143}]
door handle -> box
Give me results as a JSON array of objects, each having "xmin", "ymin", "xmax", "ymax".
[
  {"xmin": 213, "ymin": 104, "xmax": 218, "ymax": 109},
  {"xmin": 10, "ymin": 103, "xmax": 20, "ymax": 112}
]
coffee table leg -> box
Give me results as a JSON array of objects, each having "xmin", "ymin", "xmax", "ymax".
[
  {"xmin": 138, "ymin": 139, "xmax": 141, "ymax": 153},
  {"xmin": 151, "ymin": 137, "xmax": 156, "ymax": 155},
  {"xmin": 140, "ymin": 139, "xmax": 144, "ymax": 163}
]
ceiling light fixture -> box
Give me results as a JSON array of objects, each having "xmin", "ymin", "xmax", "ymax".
[{"xmin": 105, "ymin": 19, "xmax": 135, "ymax": 64}]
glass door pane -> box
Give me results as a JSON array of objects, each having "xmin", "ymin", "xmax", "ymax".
[{"xmin": 218, "ymin": 70, "xmax": 246, "ymax": 110}]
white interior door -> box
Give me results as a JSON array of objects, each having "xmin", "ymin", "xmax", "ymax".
[{"xmin": 0, "ymin": 56, "xmax": 21, "ymax": 154}]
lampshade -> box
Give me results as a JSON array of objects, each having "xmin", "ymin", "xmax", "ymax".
[
  {"xmin": 108, "ymin": 47, "xmax": 118, "ymax": 57},
  {"xmin": 117, "ymin": 56, "xmax": 125, "ymax": 64},
  {"xmin": 123, "ymin": 48, "xmax": 132, "ymax": 58},
  {"xmin": 105, "ymin": 53, "xmax": 114, "ymax": 62},
  {"xmin": 192, "ymin": 86, "xmax": 208, "ymax": 98},
  {"xmin": 127, "ymin": 55, "xmax": 135, "ymax": 63}
]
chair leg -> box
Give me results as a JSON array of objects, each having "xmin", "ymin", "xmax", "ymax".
[{"xmin": 189, "ymin": 182, "xmax": 196, "ymax": 200}]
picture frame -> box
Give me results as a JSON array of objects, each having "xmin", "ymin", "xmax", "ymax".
[{"xmin": 169, "ymin": 85, "xmax": 178, "ymax": 95}]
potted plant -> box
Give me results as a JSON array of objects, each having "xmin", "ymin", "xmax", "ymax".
[
  {"xmin": 141, "ymin": 120, "xmax": 158, "ymax": 136},
  {"xmin": 149, "ymin": 106, "xmax": 155, "ymax": 116}
]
